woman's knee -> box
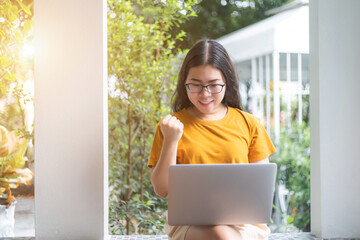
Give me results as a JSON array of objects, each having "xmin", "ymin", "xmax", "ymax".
[
  {"xmin": 185, "ymin": 225, "xmax": 241, "ymax": 240},
  {"xmin": 212, "ymin": 225, "xmax": 241, "ymax": 240}
]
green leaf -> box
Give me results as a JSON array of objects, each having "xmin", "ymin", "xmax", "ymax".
[
  {"xmin": 16, "ymin": 0, "xmax": 32, "ymax": 16},
  {"xmin": 0, "ymin": 178, "xmax": 10, "ymax": 183},
  {"xmin": 287, "ymin": 216, "xmax": 294, "ymax": 224},
  {"xmin": 9, "ymin": 139, "xmax": 29, "ymax": 169},
  {"xmin": 0, "ymin": 181, "xmax": 9, "ymax": 188},
  {"xmin": 9, "ymin": 13, "xmax": 17, "ymax": 22},
  {"xmin": 23, "ymin": 20, "xmax": 33, "ymax": 34},
  {"xmin": 3, "ymin": 72, "xmax": 12, "ymax": 81},
  {"xmin": 7, "ymin": 174, "xmax": 21, "ymax": 179}
]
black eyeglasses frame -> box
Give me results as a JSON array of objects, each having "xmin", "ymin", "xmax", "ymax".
[{"xmin": 185, "ymin": 83, "xmax": 225, "ymax": 94}]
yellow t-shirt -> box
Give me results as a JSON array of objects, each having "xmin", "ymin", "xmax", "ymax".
[{"xmin": 148, "ymin": 107, "xmax": 276, "ymax": 167}]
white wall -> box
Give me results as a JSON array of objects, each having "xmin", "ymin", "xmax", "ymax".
[
  {"xmin": 310, "ymin": 0, "xmax": 360, "ymax": 238},
  {"xmin": 34, "ymin": 0, "xmax": 108, "ymax": 239}
]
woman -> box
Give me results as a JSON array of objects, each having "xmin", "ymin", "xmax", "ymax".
[{"xmin": 148, "ymin": 39, "xmax": 276, "ymax": 240}]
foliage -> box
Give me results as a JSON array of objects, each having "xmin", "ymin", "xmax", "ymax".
[
  {"xmin": 272, "ymin": 122, "xmax": 310, "ymax": 231},
  {"xmin": 107, "ymin": 0, "xmax": 196, "ymax": 235},
  {"xmin": 0, "ymin": 0, "xmax": 34, "ymax": 150},
  {"xmin": 0, "ymin": 0, "xmax": 34, "ymax": 203},
  {"xmin": 170, "ymin": 0, "xmax": 293, "ymax": 49},
  {"xmin": 0, "ymin": 125, "xmax": 32, "ymax": 207},
  {"xmin": 0, "ymin": 0, "xmax": 33, "ymax": 95}
]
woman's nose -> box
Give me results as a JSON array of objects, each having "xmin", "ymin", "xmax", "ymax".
[{"xmin": 199, "ymin": 86, "xmax": 211, "ymax": 96}]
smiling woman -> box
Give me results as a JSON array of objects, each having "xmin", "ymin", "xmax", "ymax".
[{"xmin": 148, "ymin": 40, "xmax": 275, "ymax": 240}]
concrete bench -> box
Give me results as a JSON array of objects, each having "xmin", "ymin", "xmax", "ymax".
[
  {"xmin": 5, "ymin": 232, "xmax": 360, "ymax": 239},
  {"xmin": 0, "ymin": 232, "xmax": 337, "ymax": 240},
  {"xmin": 109, "ymin": 232, "xmax": 320, "ymax": 239}
]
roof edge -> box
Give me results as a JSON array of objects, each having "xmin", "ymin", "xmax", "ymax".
[{"xmin": 265, "ymin": 0, "xmax": 308, "ymax": 16}]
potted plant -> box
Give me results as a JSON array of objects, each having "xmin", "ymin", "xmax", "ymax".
[{"xmin": 0, "ymin": 125, "xmax": 33, "ymax": 237}]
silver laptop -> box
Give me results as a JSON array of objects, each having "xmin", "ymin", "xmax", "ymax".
[{"xmin": 167, "ymin": 163, "xmax": 277, "ymax": 226}]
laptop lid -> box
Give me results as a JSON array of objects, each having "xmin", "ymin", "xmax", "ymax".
[{"xmin": 167, "ymin": 163, "xmax": 277, "ymax": 226}]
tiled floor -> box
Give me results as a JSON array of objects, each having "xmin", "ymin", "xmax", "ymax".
[
  {"xmin": 269, "ymin": 233, "xmax": 319, "ymax": 239},
  {"xmin": 0, "ymin": 238, "xmax": 35, "ymax": 240},
  {"xmin": 13, "ymin": 197, "xmax": 35, "ymax": 237}
]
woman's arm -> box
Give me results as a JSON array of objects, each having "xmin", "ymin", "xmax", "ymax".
[{"xmin": 150, "ymin": 115, "xmax": 183, "ymax": 198}]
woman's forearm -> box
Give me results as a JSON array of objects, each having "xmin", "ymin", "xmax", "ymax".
[{"xmin": 150, "ymin": 140, "xmax": 178, "ymax": 198}]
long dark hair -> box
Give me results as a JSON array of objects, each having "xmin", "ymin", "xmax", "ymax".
[{"xmin": 172, "ymin": 39, "xmax": 242, "ymax": 112}]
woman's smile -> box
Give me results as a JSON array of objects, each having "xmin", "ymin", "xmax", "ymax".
[{"xmin": 199, "ymin": 99, "xmax": 213, "ymax": 105}]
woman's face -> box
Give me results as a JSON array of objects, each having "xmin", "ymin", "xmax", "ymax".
[{"xmin": 185, "ymin": 65, "xmax": 226, "ymax": 118}]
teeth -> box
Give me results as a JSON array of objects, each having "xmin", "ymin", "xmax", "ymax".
[{"xmin": 200, "ymin": 101, "xmax": 212, "ymax": 104}]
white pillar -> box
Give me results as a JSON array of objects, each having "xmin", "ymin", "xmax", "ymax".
[
  {"xmin": 265, "ymin": 55, "xmax": 271, "ymax": 133},
  {"xmin": 272, "ymin": 52, "xmax": 280, "ymax": 143},
  {"xmin": 286, "ymin": 53, "xmax": 291, "ymax": 128},
  {"xmin": 251, "ymin": 58, "xmax": 257, "ymax": 115},
  {"xmin": 297, "ymin": 53, "xmax": 303, "ymax": 125},
  {"xmin": 258, "ymin": 56, "xmax": 264, "ymax": 122},
  {"xmin": 34, "ymin": 0, "xmax": 108, "ymax": 239},
  {"xmin": 310, "ymin": 0, "xmax": 360, "ymax": 238}
]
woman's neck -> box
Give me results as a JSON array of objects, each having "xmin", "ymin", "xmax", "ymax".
[{"xmin": 187, "ymin": 104, "xmax": 228, "ymax": 121}]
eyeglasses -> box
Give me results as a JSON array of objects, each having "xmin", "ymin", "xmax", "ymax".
[{"xmin": 185, "ymin": 83, "xmax": 225, "ymax": 94}]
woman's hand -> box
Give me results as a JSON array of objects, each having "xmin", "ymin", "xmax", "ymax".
[
  {"xmin": 151, "ymin": 115, "xmax": 183, "ymax": 198},
  {"xmin": 160, "ymin": 114, "xmax": 184, "ymax": 143}
]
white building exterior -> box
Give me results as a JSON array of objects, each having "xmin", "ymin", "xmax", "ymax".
[{"xmin": 218, "ymin": 1, "xmax": 309, "ymax": 142}]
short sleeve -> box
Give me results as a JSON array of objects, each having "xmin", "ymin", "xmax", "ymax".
[
  {"xmin": 147, "ymin": 123, "xmax": 163, "ymax": 168},
  {"xmin": 248, "ymin": 116, "xmax": 276, "ymax": 162}
]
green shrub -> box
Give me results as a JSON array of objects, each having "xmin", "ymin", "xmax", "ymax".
[
  {"xmin": 107, "ymin": 0, "xmax": 196, "ymax": 235},
  {"xmin": 272, "ymin": 122, "xmax": 310, "ymax": 231}
]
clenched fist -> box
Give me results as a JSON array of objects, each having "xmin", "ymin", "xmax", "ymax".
[{"xmin": 160, "ymin": 115, "xmax": 184, "ymax": 143}]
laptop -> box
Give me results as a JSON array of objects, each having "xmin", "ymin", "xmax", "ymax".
[{"xmin": 167, "ymin": 163, "xmax": 277, "ymax": 226}]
